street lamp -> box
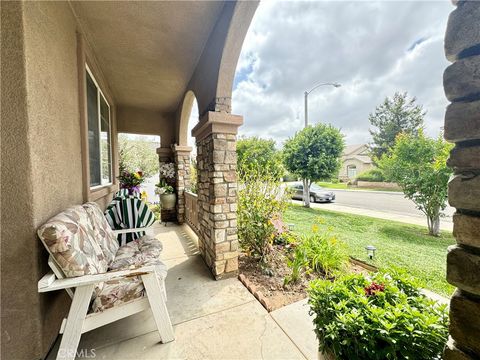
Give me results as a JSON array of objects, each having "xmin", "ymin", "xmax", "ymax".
[{"xmin": 304, "ymin": 82, "xmax": 341, "ymax": 128}]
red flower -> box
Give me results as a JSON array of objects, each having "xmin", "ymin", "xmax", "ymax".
[{"xmin": 364, "ymin": 282, "xmax": 385, "ymax": 297}]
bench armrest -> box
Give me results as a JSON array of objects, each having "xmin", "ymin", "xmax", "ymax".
[{"xmin": 38, "ymin": 265, "xmax": 157, "ymax": 293}]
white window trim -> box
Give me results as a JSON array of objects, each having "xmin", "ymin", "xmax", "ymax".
[{"xmin": 86, "ymin": 64, "xmax": 113, "ymax": 189}]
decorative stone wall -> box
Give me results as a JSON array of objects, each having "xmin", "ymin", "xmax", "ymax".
[
  {"xmin": 192, "ymin": 111, "xmax": 243, "ymax": 279},
  {"xmin": 443, "ymin": 2, "xmax": 480, "ymax": 359},
  {"xmin": 173, "ymin": 145, "xmax": 192, "ymax": 224},
  {"xmin": 157, "ymin": 147, "xmax": 176, "ymax": 222}
]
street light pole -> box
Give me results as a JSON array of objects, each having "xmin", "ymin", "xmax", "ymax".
[
  {"xmin": 304, "ymin": 91, "xmax": 309, "ymax": 128},
  {"xmin": 301, "ymin": 81, "xmax": 341, "ymax": 208},
  {"xmin": 304, "ymin": 82, "xmax": 341, "ymax": 128}
]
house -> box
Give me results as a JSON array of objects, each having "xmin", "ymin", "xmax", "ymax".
[
  {"xmin": 1, "ymin": 1, "xmax": 480, "ymax": 359},
  {"xmin": 339, "ymin": 144, "xmax": 373, "ymax": 181}
]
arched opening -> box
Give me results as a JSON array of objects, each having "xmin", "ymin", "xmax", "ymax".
[
  {"xmin": 178, "ymin": 90, "xmax": 197, "ymax": 147},
  {"xmin": 117, "ymin": 133, "xmax": 161, "ymax": 203}
]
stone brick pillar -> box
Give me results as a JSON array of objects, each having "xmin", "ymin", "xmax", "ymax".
[
  {"xmin": 173, "ymin": 145, "xmax": 192, "ymax": 224},
  {"xmin": 156, "ymin": 147, "xmax": 176, "ymax": 222},
  {"xmin": 443, "ymin": 2, "xmax": 480, "ymax": 359},
  {"xmin": 192, "ymin": 111, "xmax": 243, "ymax": 279}
]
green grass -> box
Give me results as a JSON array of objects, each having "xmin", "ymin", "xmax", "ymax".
[
  {"xmin": 317, "ymin": 182, "xmax": 349, "ymax": 189},
  {"xmin": 317, "ymin": 181, "xmax": 402, "ymax": 192},
  {"xmin": 285, "ymin": 205, "xmax": 456, "ymax": 296}
]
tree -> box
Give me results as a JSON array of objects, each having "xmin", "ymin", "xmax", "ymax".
[
  {"xmin": 378, "ymin": 132, "xmax": 453, "ymax": 236},
  {"xmin": 237, "ymin": 137, "xmax": 284, "ymax": 179},
  {"xmin": 369, "ymin": 92, "xmax": 425, "ymax": 162},
  {"xmin": 283, "ymin": 124, "xmax": 344, "ymax": 208},
  {"xmin": 118, "ymin": 134, "xmax": 159, "ymax": 178}
]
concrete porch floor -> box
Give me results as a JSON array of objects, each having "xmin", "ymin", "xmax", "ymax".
[{"xmin": 47, "ymin": 223, "xmax": 318, "ymax": 360}]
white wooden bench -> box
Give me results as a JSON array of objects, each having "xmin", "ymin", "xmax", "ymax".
[{"xmin": 37, "ymin": 203, "xmax": 174, "ymax": 360}]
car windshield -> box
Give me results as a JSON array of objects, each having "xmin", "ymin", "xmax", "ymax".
[{"xmin": 310, "ymin": 184, "xmax": 324, "ymax": 191}]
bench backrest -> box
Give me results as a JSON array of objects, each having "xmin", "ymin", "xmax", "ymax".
[
  {"xmin": 37, "ymin": 203, "xmax": 119, "ymax": 278},
  {"xmin": 82, "ymin": 202, "xmax": 119, "ymax": 264}
]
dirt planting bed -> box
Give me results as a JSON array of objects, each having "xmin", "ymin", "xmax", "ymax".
[{"xmin": 238, "ymin": 245, "xmax": 370, "ymax": 312}]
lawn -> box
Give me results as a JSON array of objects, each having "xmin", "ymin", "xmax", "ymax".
[
  {"xmin": 284, "ymin": 204, "xmax": 456, "ymax": 296},
  {"xmin": 317, "ymin": 181, "xmax": 402, "ymax": 192},
  {"xmin": 317, "ymin": 181, "xmax": 349, "ymax": 189}
]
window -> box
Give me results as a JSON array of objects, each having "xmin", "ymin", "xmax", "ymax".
[
  {"xmin": 86, "ymin": 66, "xmax": 112, "ymax": 187},
  {"xmin": 347, "ymin": 165, "xmax": 357, "ymax": 179}
]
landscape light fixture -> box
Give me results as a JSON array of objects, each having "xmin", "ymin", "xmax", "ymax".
[
  {"xmin": 304, "ymin": 82, "xmax": 341, "ymax": 128},
  {"xmin": 365, "ymin": 245, "xmax": 377, "ymax": 260}
]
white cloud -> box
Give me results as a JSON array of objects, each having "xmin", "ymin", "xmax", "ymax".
[{"xmin": 232, "ymin": 0, "xmax": 453, "ymax": 146}]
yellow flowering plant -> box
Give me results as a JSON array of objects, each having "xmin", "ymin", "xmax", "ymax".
[{"xmin": 118, "ymin": 169, "xmax": 145, "ymax": 194}]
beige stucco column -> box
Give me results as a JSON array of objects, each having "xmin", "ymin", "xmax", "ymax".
[
  {"xmin": 192, "ymin": 111, "xmax": 243, "ymax": 279},
  {"xmin": 442, "ymin": 2, "xmax": 480, "ymax": 359},
  {"xmin": 173, "ymin": 145, "xmax": 192, "ymax": 224}
]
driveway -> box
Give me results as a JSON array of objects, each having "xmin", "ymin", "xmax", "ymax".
[{"xmin": 293, "ymin": 189, "xmax": 454, "ymax": 231}]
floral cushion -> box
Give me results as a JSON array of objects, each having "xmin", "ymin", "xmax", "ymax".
[
  {"xmin": 37, "ymin": 205, "xmax": 108, "ymax": 277},
  {"xmin": 109, "ymin": 235, "xmax": 163, "ymax": 271},
  {"xmin": 91, "ymin": 236, "xmax": 167, "ymax": 313},
  {"xmin": 91, "ymin": 276, "xmax": 145, "ymax": 312},
  {"xmin": 82, "ymin": 202, "xmax": 119, "ymax": 265}
]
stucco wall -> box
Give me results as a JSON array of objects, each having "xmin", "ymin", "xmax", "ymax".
[
  {"xmin": 1, "ymin": 2, "xmax": 96, "ymax": 358},
  {"xmin": 117, "ymin": 106, "xmax": 175, "ymax": 146},
  {"xmin": 1, "ymin": 2, "xmax": 44, "ymax": 359}
]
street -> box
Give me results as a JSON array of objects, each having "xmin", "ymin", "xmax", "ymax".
[{"xmin": 294, "ymin": 189, "xmax": 454, "ymax": 231}]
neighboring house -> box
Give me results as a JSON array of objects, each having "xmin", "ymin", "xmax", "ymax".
[{"xmin": 339, "ymin": 144, "xmax": 374, "ymax": 181}]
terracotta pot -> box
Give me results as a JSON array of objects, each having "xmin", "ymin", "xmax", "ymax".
[{"xmin": 160, "ymin": 193, "xmax": 176, "ymax": 210}]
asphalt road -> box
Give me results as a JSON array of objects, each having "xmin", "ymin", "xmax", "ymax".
[{"xmin": 294, "ymin": 189, "xmax": 454, "ymax": 231}]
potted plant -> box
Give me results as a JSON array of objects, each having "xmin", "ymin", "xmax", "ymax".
[
  {"xmin": 155, "ymin": 180, "xmax": 176, "ymax": 209},
  {"xmin": 156, "ymin": 162, "xmax": 176, "ymax": 209},
  {"xmin": 118, "ymin": 169, "xmax": 144, "ymax": 195}
]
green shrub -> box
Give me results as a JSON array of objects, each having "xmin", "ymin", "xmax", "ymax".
[
  {"xmin": 149, "ymin": 203, "xmax": 161, "ymax": 221},
  {"xmin": 356, "ymin": 169, "xmax": 385, "ymax": 182},
  {"xmin": 282, "ymin": 171, "xmax": 298, "ymax": 182},
  {"xmin": 308, "ymin": 269, "xmax": 449, "ymax": 360},
  {"xmin": 285, "ymin": 229, "xmax": 349, "ymax": 284},
  {"xmin": 188, "ymin": 160, "xmax": 198, "ymax": 194},
  {"xmin": 238, "ymin": 169, "xmax": 290, "ymax": 263}
]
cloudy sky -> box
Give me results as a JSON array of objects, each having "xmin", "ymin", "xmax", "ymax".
[{"xmin": 228, "ymin": 0, "xmax": 453, "ymax": 147}]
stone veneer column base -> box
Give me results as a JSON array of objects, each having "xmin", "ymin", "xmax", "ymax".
[
  {"xmin": 173, "ymin": 145, "xmax": 192, "ymax": 224},
  {"xmin": 192, "ymin": 111, "xmax": 243, "ymax": 279},
  {"xmin": 442, "ymin": 2, "xmax": 480, "ymax": 359}
]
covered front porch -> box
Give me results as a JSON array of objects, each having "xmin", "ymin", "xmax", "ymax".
[
  {"xmin": 2, "ymin": 1, "xmax": 258, "ymax": 358},
  {"xmin": 46, "ymin": 223, "xmax": 315, "ymax": 360}
]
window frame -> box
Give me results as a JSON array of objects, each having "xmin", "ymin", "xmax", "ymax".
[
  {"xmin": 347, "ymin": 165, "xmax": 357, "ymax": 178},
  {"xmin": 86, "ymin": 64, "xmax": 113, "ymax": 190}
]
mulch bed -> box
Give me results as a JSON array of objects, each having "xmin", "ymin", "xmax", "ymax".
[{"xmin": 238, "ymin": 245, "xmax": 370, "ymax": 312}]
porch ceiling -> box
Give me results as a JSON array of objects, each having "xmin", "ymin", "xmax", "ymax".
[{"xmin": 71, "ymin": 1, "xmax": 225, "ymax": 112}]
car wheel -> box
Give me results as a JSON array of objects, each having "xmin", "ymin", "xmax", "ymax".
[{"xmin": 310, "ymin": 195, "xmax": 316, "ymax": 203}]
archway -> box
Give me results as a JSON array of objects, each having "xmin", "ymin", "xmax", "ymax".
[{"xmin": 177, "ymin": 90, "xmax": 198, "ymax": 147}]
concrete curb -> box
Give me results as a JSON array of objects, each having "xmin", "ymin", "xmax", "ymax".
[{"xmin": 238, "ymin": 273, "xmax": 275, "ymax": 312}]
